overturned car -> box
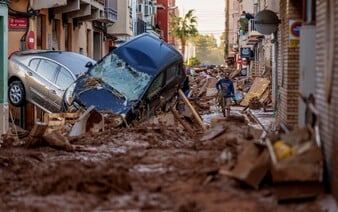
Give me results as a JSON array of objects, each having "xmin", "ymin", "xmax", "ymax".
[{"xmin": 62, "ymin": 33, "xmax": 186, "ymax": 126}]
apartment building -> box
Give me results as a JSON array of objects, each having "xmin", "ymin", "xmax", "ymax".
[
  {"xmin": 8, "ymin": 0, "xmax": 118, "ymax": 60},
  {"xmin": 135, "ymin": 0, "xmax": 158, "ymax": 36},
  {"xmin": 156, "ymin": 0, "xmax": 177, "ymax": 44},
  {"xmin": 106, "ymin": 0, "xmax": 133, "ymax": 46}
]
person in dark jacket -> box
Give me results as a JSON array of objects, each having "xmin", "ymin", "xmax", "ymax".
[{"xmin": 216, "ymin": 73, "xmax": 234, "ymax": 117}]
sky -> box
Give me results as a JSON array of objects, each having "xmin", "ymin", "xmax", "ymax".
[{"xmin": 176, "ymin": 0, "xmax": 225, "ymax": 45}]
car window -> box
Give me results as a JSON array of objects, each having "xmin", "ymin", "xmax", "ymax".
[
  {"xmin": 166, "ymin": 64, "xmax": 180, "ymax": 84},
  {"xmin": 29, "ymin": 59, "xmax": 40, "ymax": 71},
  {"xmin": 147, "ymin": 72, "xmax": 164, "ymax": 98},
  {"xmin": 36, "ymin": 59, "xmax": 59, "ymax": 82},
  {"xmin": 56, "ymin": 67, "xmax": 74, "ymax": 90}
]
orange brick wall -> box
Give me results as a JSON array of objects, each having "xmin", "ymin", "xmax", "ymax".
[
  {"xmin": 315, "ymin": 0, "xmax": 338, "ymax": 200},
  {"xmin": 276, "ymin": 0, "xmax": 302, "ymax": 127}
]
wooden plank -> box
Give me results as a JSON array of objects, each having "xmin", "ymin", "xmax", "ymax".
[
  {"xmin": 44, "ymin": 113, "xmax": 66, "ymax": 133},
  {"xmin": 274, "ymin": 182, "xmax": 323, "ymax": 201},
  {"xmin": 240, "ymin": 78, "xmax": 270, "ymax": 107},
  {"xmin": 29, "ymin": 122, "xmax": 48, "ymax": 137},
  {"xmin": 25, "ymin": 102, "xmax": 35, "ymax": 131},
  {"xmin": 220, "ymin": 143, "xmax": 270, "ymax": 189},
  {"xmin": 178, "ymin": 89, "xmax": 207, "ymax": 131},
  {"xmin": 170, "ymin": 108, "xmax": 195, "ymax": 137},
  {"xmin": 63, "ymin": 112, "xmax": 80, "ymax": 124}
]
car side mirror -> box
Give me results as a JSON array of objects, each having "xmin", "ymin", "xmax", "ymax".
[
  {"xmin": 145, "ymin": 96, "xmax": 151, "ymax": 103},
  {"xmin": 85, "ymin": 61, "xmax": 93, "ymax": 68}
]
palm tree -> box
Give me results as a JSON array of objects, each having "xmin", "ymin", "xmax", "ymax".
[{"xmin": 170, "ymin": 9, "xmax": 198, "ymax": 60}]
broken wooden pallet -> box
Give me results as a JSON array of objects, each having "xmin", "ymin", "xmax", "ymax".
[{"xmin": 43, "ymin": 112, "xmax": 80, "ymax": 133}]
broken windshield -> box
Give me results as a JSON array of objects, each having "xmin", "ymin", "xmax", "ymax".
[{"xmin": 89, "ymin": 53, "xmax": 151, "ymax": 101}]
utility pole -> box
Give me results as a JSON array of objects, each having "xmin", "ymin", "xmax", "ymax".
[{"xmin": 0, "ymin": 0, "xmax": 8, "ymax": 135}]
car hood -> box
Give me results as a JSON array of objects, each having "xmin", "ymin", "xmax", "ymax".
[{"xmin": 73, "ymin": 76, "xmax": 136, "ymax": 114}]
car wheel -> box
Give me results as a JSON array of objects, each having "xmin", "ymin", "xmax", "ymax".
[{"xmin": 8, "ymin": 80, "xmax": 26, "ymax": 107}]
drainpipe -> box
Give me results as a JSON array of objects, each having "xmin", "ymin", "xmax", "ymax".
[{"xmin": 0, "ymin": 1, "xmax": 8, "ymax": 136}]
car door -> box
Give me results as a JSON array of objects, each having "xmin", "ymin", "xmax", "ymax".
[
  {"xmin": 160, "ymin": 63, "xmax": 182, "ymax": 104},
  {"xmin": 26, "ymin": 58, "xmax": 59, "ymax": 112},
  {"xmin": 48, "ymin": 66, "xmax": 75, "ymax": 112}
]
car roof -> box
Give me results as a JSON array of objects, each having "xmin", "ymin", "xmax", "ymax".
[
  {"xmin": 13, "ymin": 50, "xmax": 96, "ymax": 75},
  {"xmin": 112, "ymin": 33, "xmax": 183, "ymax": 76}
]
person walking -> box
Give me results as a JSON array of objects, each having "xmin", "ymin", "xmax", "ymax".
[{"xmin": 216, "ymin": 73, "xmax": 235, "ymax": 117}]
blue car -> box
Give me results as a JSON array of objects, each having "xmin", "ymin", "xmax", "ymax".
[{"xmin": 62, "ymin": 33, "xmax": 186, "ymax": 126}]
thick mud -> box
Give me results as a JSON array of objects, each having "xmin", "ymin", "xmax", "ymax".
[{"xmin": 0, "ymin": 119, "xmax": 331, "ymax": 211}]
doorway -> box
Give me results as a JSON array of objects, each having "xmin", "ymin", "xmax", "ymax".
[
  {"xmin": 36, "ymin": 15, "xmax": 47, "ymax": 49},
  {"xmin": 93, "ymin": 31, "xmax": 102, "ymax": 60}
]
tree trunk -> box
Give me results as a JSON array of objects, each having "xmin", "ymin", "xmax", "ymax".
[{"xmin": 181, "ymin": 38, "xmax": 186, "ymax": 61}]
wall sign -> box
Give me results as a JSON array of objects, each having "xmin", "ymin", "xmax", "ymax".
[
  {"xmin": 240, "ymin": 47, "xmax": 253, "ymax": 58},
  {"xmin": 8, "ymin": 17, "xmax": 28, "ymax": 30},
  {"xmin": 289, "ymin": 20, "xmax": 302, "ymax": 48}
]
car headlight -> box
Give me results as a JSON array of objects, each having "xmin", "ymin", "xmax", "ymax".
[{"xmin": 64, "ymin": 83, "xmax": 76, "ymax": 106}]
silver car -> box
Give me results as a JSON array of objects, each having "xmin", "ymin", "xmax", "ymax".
[{"xmin": 8, "ymin": 50, "xmax": 95, "ymax": 113}]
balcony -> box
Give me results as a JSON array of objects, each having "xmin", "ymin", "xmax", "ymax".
[
  {"xmin": 97, "ymin": 0, "xmax": 118, "ymax": 23},
  {"xmin": 247, "ymin": 19, "xmax": 264, "ymax": 45},
  {"xmin": 33, "ymin": 0, "xmax": 117, "ymax": 24},
  {"xmin": 31, "ymin": 0, "xmax": 67, "ymax": 10}
]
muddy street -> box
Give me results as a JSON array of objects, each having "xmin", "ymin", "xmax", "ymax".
[
  {"xmin": 0, "ymin": 63, "xmax": 336, "ymax": 211},
  {"xmin": 0, "ymin": 102, "xmax": 333, "ymax": 211}
]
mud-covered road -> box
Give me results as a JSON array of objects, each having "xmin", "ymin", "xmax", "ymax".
[
  {"xmin": 0, "ymin": 69, "xmax": 335, "ymax": 211},
  {"xmin": 0, "ymin": 114, "xmax": 332, "ymax": 211}
]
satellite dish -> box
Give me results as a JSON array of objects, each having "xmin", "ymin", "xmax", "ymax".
[{"xmin": 254, "ymin": 10, "xmax": 280, "ymax": 35}]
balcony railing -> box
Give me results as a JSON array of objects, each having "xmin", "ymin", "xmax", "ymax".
[
  {"xmin": 102, "ymin": 6, "xmax": 117, "ymax": 22},
  {"xmin": 99, "ymin": 0, "xmax": 117, "ymax": 23}
]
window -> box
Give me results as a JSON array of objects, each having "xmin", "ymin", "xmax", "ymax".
[
  {"xmin": 36, "ymin": 59, "xmax": 59, "ymax": 82},
  {"xmin": 137, "ymin": 4, "xmax": 143, "ymax": 13},
  {"xmin": 166, "ymin": 64, "xmax": 179, "ymax": 84},
  {"xmin": 29, "ymin": 59, "xmax": 40, "ymax": 71},
  {"xmin": 56, "ymin": 67, "xmax": 74, "ymax": 90},
  {"xmin": 147, "ymin": 72, "xmax": 164, "ymax": 98}
]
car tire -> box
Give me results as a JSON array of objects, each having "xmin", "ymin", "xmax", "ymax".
[{"xmin": 8, "ymin": 80, "xmax": 26, "ymax": 107}]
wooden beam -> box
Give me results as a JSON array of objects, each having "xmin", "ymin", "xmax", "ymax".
[
  {"xmin": 178, "ymin": 89, "xmax": 207, "ymax": 132},
  {"xmin": 170, "ymin": 107, "xmax": 195, "ymax": 137}
]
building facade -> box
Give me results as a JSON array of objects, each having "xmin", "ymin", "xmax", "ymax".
[
  {"xmin": 156, "ymin": 0, "xmax": 177, "ymax": 45},
  {"xmin": 315, "ymin": 0, "xmax": 338, "ymax": 200},
  {"xmin": 8, "ymin": 0, "xmax": 118, "ymax": 60},
  {"xmin": 107, "ymin": 0, "xmax": 133, "ymax": 46},
  {"xmin": 234, "ymin": 0, "xmax": 338, "ymax": 201}
]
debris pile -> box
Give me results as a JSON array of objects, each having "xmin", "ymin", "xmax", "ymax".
[{"xmin": 0, "ymin": 65, "xmax": 331, "ymax": 210}]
